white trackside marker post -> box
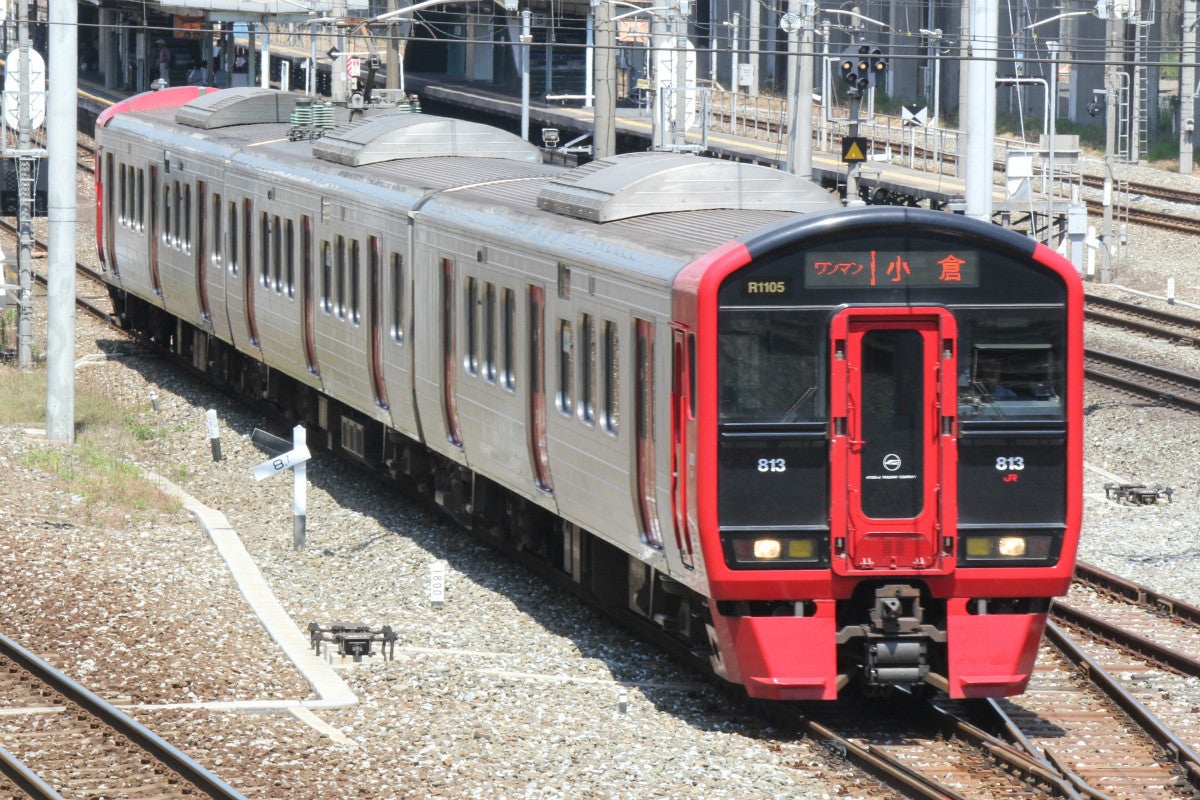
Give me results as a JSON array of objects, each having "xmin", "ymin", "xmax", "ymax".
[
  {"xmin": 429, "ymin": 560, "xmax": 447, "ymax": 608},
  {"xmin": 293, "ymin": 425, "xmax": 307, "ymax": 550},
  {"xmin": 206, "ymin": 409, "xmax": 222, "ymax": 461},
  {"xmin": 251, "ymin": 424, "xmax": 312, "ymax": 549}
]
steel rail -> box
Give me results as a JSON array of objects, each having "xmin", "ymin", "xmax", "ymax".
[
  {"xmin": 1084, "ymin": 348, "xmax": 1200, "ymax": 412},
  {"xmin": 1051, "ymin": 601, "xmax": 1200, "ymax": 678},
  {"xmin": 0, "ymin": 633, "xmax": 249, "ymax": 800},
  {"xmin": 1075, "ymin": 562, "xmax": 1200, "ymax": 626},
  {"xmin": 0, "ymin": 743, "xmax": 66, "ymax": 800},
  {"xmin": 1043, "ymin": 620, "xmax": 1200, "ymax": 790}
]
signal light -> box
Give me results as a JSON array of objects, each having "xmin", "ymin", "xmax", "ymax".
[{"xmin": 841, "ymin": 43, "xmax": 887, "ymax": 92}]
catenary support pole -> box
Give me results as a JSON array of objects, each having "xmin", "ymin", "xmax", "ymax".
[
  {"xmin": 46, "ymin": 0, "xmax": 77, "ymax": 442},
  {"xmin": 1179, "ymin": 0, "xmax": 1195, "ymax": 174},
  {"xmin": 963, "ymin": 0, "xmax": 998, "ymax": 222},
  {"xmin": 593, "ymin": 0, "xmax": 616, "ymax": 158}
]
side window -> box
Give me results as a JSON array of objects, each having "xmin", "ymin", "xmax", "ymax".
[
  {"xmin": 501, "ymin": 287, "xmax": 516, "ymax": 391},
  {"xmin": 228, "ymin": 201, "xmax": 239, "ymax": 275},
  {"xmin": 465, "ymin": 276, "xmax": 479, "ymax": 376},
  {"xmin": 350, "ymin": 238, "xmax": 361, "ymax": 324},
  {"xmin": 579, "ymin": 313, "xmax": 595, "ymax": 425},
  {"xmin": 390, "ymin": 252, "xmax": 404, "ymax": 343},
  {"xmin": 483, "ymin": 283, "xmax": 497, "ymax": 383},
  {"xmin": 557, "ymin": 319, "xmax": 573, "ymax": 415},
  {"xmin": 285, "ymin": 219, "xmax": 295, "ymax": 298},
  {"xmin": 321, "ymin": 240, "xmax": 333, "ymax": 313},
  {"xmin": 260, "ymin": 212, "xmax": 272, "ymax": 288},
  {"xmin": 335, "ymin": 235, "xmax": 347, "ymax": 320}
]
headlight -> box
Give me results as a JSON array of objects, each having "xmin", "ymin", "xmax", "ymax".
[
  {"xmin": 724, "ymin": 533, "xmax": 827, "ymax": 569},
  {"xmin": 959, "ymin": 532, "xmax": 1059, "ymax": 565}
]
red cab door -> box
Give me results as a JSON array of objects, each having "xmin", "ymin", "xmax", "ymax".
[{"xmin": 829, "ymin": 308, "xmax": 957, "ymax": 575}]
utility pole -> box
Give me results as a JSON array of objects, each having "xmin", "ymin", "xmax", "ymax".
[
  {"xmin": 15, "ymin": 0, "xmax": 34, "ymax": 368},
  {"xmin": 963, "ymin": 0, "xmax": 997, "ymax": 222},
  {"xmin": 386, "ymin": 0, "xmax": 400, "ymax": 91},
  {"xmin": 1181, "ymin": 0, "xmax": 1196, "ymax": 174},
  {"xmin": 593, "ymin": 0, "xmax": 616, "ymax": 158},
  {"xmin": 1101, "ymin": 7, "xmax": 1122, "ymax": 282},
  {"xmin": 520, "ymin": 8, "xmax": 531, "ymax": 141},
  {"xmin": 783, "ymin": 0, "xmax": 815, "ymax": 178},
  {"xmin": 671, "ymin": 6, "xmax": 689, "ymax": 149},
  {"xmin": 46, "ymin": 0, "xmax": 76, "ymax": 443}
]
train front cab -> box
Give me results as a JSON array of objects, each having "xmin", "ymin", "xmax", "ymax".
[{"xmin": 675, "ymin": 208, "xmax": 1083, "ymax": 701}]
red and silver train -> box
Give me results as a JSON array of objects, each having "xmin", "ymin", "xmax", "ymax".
[{"xmin": 96, "ymin": 87, "xmax": 1083, "ymax": 701}]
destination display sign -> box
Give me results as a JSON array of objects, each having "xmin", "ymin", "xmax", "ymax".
[{"xmin": 804, "ymin": 249, "xmax": 981, "ymax": 289}]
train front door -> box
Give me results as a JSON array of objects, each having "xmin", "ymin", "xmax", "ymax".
[{"xmin": 829, "ymin": 308, "xmax": 957, "ymax": 574}]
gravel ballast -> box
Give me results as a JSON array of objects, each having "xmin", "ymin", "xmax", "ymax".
[{"xmin": 1, "ymin": 146, "xmax": 1199, "ymax": 798}]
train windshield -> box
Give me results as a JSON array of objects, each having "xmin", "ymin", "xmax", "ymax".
[
  {"xmin": 718, "ymin": 311, "xmax": 824, "ymax": 423},
  {"xmin": 957, "ymin": 309, "xmax": 1066, "ymax": 421}
]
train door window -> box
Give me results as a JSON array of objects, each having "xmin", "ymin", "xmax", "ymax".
[
  {"xmin": 137, "ymin": 169, "xmax": 145, "ymax": 230},
  {"xmin": 688, "ymin": 332, "xmax": 697, "ymax": 417},
  {"xmin": 349, "ymin": 238, "xmax": 361, "ymax": 324},
  {"xmin": 243, "ymin": 198, "xmax": 258, "ymax": 347},
  {"xmin": 148, "ymin": 166, "xmax": 162, "ymax": 296},
  {"xmin": 196, "ymin": 180, "xmax": 210, "ymax": 321},
  {"xmin": 557, "ymin": 320, "xmax": 574, "ymax": 415},
  {"xmin": 718, "ymin": 311, "xmax": 824, "ymax": 423},
  {"xmin": 335, "ymin": 235, "xmax": 347, "ymax": 320},
  {"xmin": 320, "ymin": 240, "xmax": 332, "ymax": 313},
  {"xmin": 302, "ymin": 216, "xmax": 320, "ymax": 376},
  {"xmin": 602, "ymin": 319, "xmax": 619, "ymax": 435},
  {"xmin": 285, "ymin": 219, "xmax": 295, "ymax": 298},
  {"xmin": 579, "ymin": 313, "xmax": 595, "ymax": 425},
  {"xmin": 859, "ymin": 329, "xmax": 926, "ymax": 519},
  {"xmin": 442, "ymin": 258, "xmax": 463, "ymax": 448},
  {"xmin": 390, "ymin": 252, "xmax": 404, "ymax": 344},
  {"xmin": 369, "ymin": 235, "xmax": 388, "ymax": 409},
  {"xmin": 483, "ymin": 282, "xmax": 497, "ymax": 383},
  {"xmin": 501, "ymin": 287, "xmax": 516, "ymax": 391},
  {"xmin": 227, "ymin": 201, "xmax": 238, "ymax": 276},
  {"xmin": 260, "ymin": 213, "xmax": 272, "ymax": 288},
  {"xmin": 465, "ymin": 276, "xmax": 479, "ymax": 376},
  {"xmin": 102, "ymin": 155, "xmax": 115, "ymax": 271},
  {"xmin": 529, "ymin": 285, "xmax": 553, "ymax": 491},
  {"xmin": 635, "ymin": 318, "xmax": 661, "ymax": 548}
]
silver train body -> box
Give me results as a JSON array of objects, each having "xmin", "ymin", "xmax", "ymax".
[
  {"xmin": 97, "ymin": 85, "xmax": 835, "ymax": 589},
  {"xmin": 97, "ymin": 87, "xmax": 1082, "ymax": 700}
]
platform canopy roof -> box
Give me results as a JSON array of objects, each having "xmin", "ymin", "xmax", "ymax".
[{"xmin": 157, "ymin": 1, "xmax": 370, "ymax": 23}]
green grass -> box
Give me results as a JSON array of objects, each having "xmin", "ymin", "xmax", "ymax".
[{"xmin": 0, "ymin": 366, "xmax": 182, "ymax": 525}]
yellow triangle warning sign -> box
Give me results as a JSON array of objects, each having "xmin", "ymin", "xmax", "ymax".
[{"xmin": 841, "ymin": 136, "xmax": 868, "ymax": 163}]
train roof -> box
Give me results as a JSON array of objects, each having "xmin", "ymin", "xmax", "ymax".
[{"xmin": 98, "ymin": 88, "xmax": 844, "ymax": 280}]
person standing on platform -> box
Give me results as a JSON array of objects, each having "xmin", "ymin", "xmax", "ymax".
[{"xmin": 156, "ymin": 39, "xmax": 171, "ymax": 84}]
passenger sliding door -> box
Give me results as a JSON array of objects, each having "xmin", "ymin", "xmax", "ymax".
[{"xmin": 829, "ymin": 308, "xmax": 957, "ymax": 575}]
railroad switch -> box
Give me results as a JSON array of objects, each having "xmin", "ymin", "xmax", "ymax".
[
  {"xmin": 309, "ymin": 621, "xmax": 397, "ymax": 662},
  {"xmin": 1103, "ymin": 483, "xmax": 1173, "ymax": 505}
]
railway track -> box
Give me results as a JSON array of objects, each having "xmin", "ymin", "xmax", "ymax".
[
  {"xmin": 1085, "ymin": 293, "xmax": 1200, "ymax": 345},
  {"xmin": 1084, "ymin": 347, "xmax": 1200, "ymax": 412},
  {"xmin": 29, "ymin": 99, "xmax": 1198, "ymax": 800},
  {"xmin": 0, "ymin": 633, "xmax": 247, "ymax": 800}
]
